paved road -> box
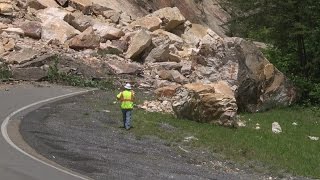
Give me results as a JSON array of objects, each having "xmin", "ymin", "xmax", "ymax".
[{"xmin": 0, "ymin": 83, "xmax": 90, "ymax": 180}]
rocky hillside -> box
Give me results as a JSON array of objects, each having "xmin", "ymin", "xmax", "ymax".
[{"xmin": 0, "ymin": 0, "xmax": 297, "ymax": 126}]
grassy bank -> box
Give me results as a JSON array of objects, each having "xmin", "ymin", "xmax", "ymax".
[{"xmin": 128, "ymin": 106, "xmax": 320, "ymax": 178}]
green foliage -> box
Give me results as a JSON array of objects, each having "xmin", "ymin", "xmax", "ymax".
[
  {"xmin": 226, "ymin": 0, "xmax": 320, "ymax": 104},
  {"xmin": 0, "ymin": 65, "xmax": 12, "ymax": 81}
]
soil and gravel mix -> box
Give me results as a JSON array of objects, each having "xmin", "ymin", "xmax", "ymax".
[{"xmin": 19, "ymin": 90, "xmax": 301, "ymax": 180}]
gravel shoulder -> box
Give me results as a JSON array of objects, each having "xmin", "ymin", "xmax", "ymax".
[{"xmin": 18, "ymin": 90, "xmax": 308, "ymax": 180}]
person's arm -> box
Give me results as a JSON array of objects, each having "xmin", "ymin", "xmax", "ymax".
[{"xmin": 116, "ymin": 92, "xmax": 122, "ymax": 101}]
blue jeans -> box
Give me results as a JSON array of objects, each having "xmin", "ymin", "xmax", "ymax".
[{"xmin": 122, "ymin": 109, "xmax": 132, "ymax": 129}]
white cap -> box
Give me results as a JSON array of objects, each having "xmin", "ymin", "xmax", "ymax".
[{"xmin": 124, "ymin": 83, "xmax": 132, "ymax": 89}]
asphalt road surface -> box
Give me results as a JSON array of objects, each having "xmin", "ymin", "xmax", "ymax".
[{"xmin": 0, "ymin": 83, "xmax": 90, "ymax": 180}]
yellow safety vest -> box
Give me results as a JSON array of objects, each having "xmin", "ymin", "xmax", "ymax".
[{"xmin": 117, "ymin": 90, "xmax": 134, "ymax": 109}]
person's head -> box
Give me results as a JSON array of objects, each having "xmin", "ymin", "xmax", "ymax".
[{"xmin": 124, "ymin": 83, "xmax": 132, "ymax": 90}]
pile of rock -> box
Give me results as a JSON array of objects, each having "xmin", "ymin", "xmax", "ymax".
[{"xmin": 0, "ymin": 0, "xmax": 298, "ymax": 127}]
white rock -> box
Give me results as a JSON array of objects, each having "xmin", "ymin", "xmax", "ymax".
[
  {"xmin": 292, "ymin": 122, "xmax": 298, "ymax": 126},
  {"xmin": 272, "ymin": 122, "xmax": 282, "ymax": 134},
  {"xmin": 308, "ymin": 136, "xmax": 319, "ymax": 141}
]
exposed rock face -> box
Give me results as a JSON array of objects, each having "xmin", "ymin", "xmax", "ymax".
[
  {"xmin": 172, "ymin": 82, "xmax": 238, "ymax": 126},
  {"xmin": 125, "ymin": 30, "xmax": 151, "ymax": 59}
]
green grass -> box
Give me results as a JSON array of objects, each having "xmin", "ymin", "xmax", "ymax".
[{"xmin": 128, "ymin": 106, "xmax": 320, "ymax": 178}]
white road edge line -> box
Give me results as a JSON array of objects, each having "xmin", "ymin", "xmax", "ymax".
[{"xmin": 1, "ymin": 89, "xmax": 95, "ymax": 180}]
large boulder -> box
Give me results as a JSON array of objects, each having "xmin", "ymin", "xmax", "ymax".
[
  {"xmin": 106, "ymin": 60, "xmax": 142, "ymax": 75},
  {"xmin": 64, "ymin": 12, "xmax": 94, "ymax": 32},
  {"xmin": 158, "ymin": 70, "xmax": 187, "ymax": 84},
  {"xmin": 125, "ymin": 30, "xmax": 151, "ymax": 59},
  {"xmin": 150, "ymin": 7, "xmax": 186, "ymax": 31},
  {"xmin": 172, "ymin": 82, "xmax": 238, "ymax": 126},
  {"xmin": 130, "ymin": 16, "xmax": 162, "ymax": 31},
  {"xmin": 36, "ymin": 7, "xmax": 70, "ymax": 21},
  {"xmin": 12, "ymin": 67, "xmax": 47, "ymax": 81},
  {"xmin": 190, "ymin": 30, "xmax": 297, "ymax": 112},
  {"xmin": 3, "ymin": 48, "xmax": 38, "ymax": 64},
  {"xmin": 41, "ymin": 18, "xmax": 80, "ymax": 43},
  {"xmin": 92, "ymin": 22, "xmax": 124, "ymax": 42},
  {"xmin": 68, "ymin": 27, "xmax": 100, "ymax": 50},
  {"xmin": 145, "ymin": 44, "xmax": 169, "ymax": 63}
]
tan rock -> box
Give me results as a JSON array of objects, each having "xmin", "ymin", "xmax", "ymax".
[
  {"xmin": 37, "ymin": 7, "xmax": 70, "ymax": 21},
  {"xmin": 0, "ymin": 43, "xmax": 4, "ymax": 55},
  {"xmin": 92, "ymin": 22, "xmax": 124, "ymax": 41},
  {"xmin": 182, "ymin": 23, "xmax": 209, "ymax": 45},
  {"xmin": 64, "ymin": 12, "xmax": 93, "ymax": 32},
  {"xmin": 69, "ymin": 27, "xmax": 100, "ymax": 50},
  {"xmin": 12, "ymin": 67, "xmax": 47, "ymax": 81},
  {"xmin": 155, "ymin": 85, "xmax": 181, "ymax": 98},
  {"xmin": 2, "ymin": 28, "xmax": 24, "ymax": 36},
  {"xmin": 172, "ymin": 83, "xmax": 238, "ymax": 126},
  {"xmin": 150, "ymin": 7, "xmax": 186, "ymax": 31},
  {"xmin": 264, "ymin": 63, "xmax": 275, "ymax": 80},
  {"xmin": 125, "ymin": 30, "xmax": 151, "ymax": 59},
  {"xmin": 152, "ymin": 29, "xmax": 183, "ymax": 44},
  {"xmin": 169, "ymin": 53, "xmax": 181, "ymax": 63},
  {"xmin": 120, "ymin": 12, "xmax": 131, "ymax": 23},
  {"xmin": 69, "ymin": 0, "xmax": 93, "ymax": 12},
  {"xmin": 106, "ymin": 60, "xmax": 142, "ymax": 75},
  {"xmin": 0, "ymin": 22, "xmax": 8, "ymax": 29},
  {"xmin": 130, "ymin": 16, "xmax": 161, "ymax": 31},
  {"xmin": 145, "ymin": 44, "xmax": 169, "ymax": 63},
  {"xmin": 3, "ymin": 38, "xmax": 15, "ymax": 51},
  {"xmin": 41, "ymin": 18, "xmax": 80, "ymax": 43},
  {"xmin": 98, "ymin": 43, "xmax": 123, "ymax": 55},
  {"xmin": 20, "ymin": 21, "xmax": 42, "ymax": 39},
  {"xmin": 211, "ymin": 81, "xmax": 235, "ymax": 98},
  {"xmin": 4, "ymin": 48, "xmax": 38, "ymax": 64},
  {"xmin": 0, "ymin": 2, "xmax": 13, "ymax": 15},
  {"xmin": 158, "ymin": 70, "xmax": 187, "ymax": 84},
  {"xmin": 27, "ymin": 0, "xmax": 59, "ymax": 10},
  {"xmin": 102, "ymin": 10, "xmax": 121, "ymax": 24}
]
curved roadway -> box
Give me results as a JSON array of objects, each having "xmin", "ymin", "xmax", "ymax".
[{"xmin": 0, "ymin": 83, "xmax": 90, "ymax": 180}]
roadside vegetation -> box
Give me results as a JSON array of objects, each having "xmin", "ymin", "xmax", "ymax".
[
  {"xmin": 0, "ymin": 64, "xmax": 12, "ymax": 81},
  {"xmin": 131, "ymin": 107, "xmax": 320, "ymax": 178}
]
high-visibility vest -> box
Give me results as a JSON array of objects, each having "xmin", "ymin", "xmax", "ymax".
[{"xmin": 117, "ymin": 90, "xmax": 134, "ymax": 109}]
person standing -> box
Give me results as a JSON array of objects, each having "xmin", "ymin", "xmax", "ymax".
[{"xmin": 116, "ymin": 83, "xmax": 135, "ymax": 130}]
